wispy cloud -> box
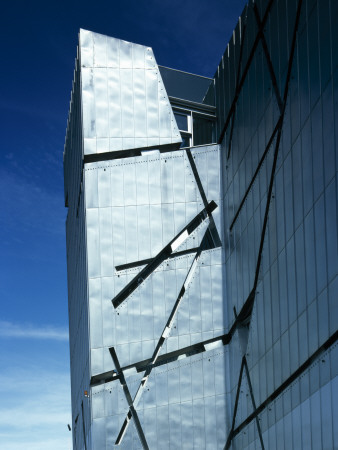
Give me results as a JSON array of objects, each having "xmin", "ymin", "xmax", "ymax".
[
  {"xmin": 0, "ymin": 363, "xmax": 71, "ymax": 450},
  {"xmin": 0, "ymin": 321, "xmax": 68, "ymax": 341}
]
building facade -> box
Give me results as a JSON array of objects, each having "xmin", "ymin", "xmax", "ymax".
[{"xmin": 64, "ymin": 0, "xmax": 337, "ymax": 448}]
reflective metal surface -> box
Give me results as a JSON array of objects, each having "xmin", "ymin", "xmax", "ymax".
[
  {"xmin": 64, "ymin": 1, "xmax": 337, "ymax": 448},
  {"xmin": 86, "ymin": 144, "xmax": 224, "ymax": 448},
  {"xmin": 215, "ymin": 0, "xmax": 337, "ymax": 448},
  {"xmin": 79, "ymin": 30, "xmax": 181, "ymax": 156}
]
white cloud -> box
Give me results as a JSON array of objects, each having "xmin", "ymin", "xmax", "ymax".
[
  {"xmin": 0, "ymin": 366, "xmax": 72, "ymax": 450},
  {"xmin": 0, "ymin": 321, "xmax": 68, "ymax": 341},
  {"xmin": 0, "ymin": 437, "xmax": 72, "ymax": 450}
]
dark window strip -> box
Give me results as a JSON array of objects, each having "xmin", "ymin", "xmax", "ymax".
[
  {"xmin": 243, "ymin": 357, "xmax": 265, "ymax": 450},
  {"xmin": 229, "ymin": 117, "xmax": 281, "ymax": 231},
  {"xmin": 227, "ymin": 8, "xmax": 248, "ymax": 160},
  {"xmin": 83, "ymin": 143, "xmax": 180, "ymax": 164},
  {"xmin": 253, "ymin": 0, "xmax": 304, "ymax": 292},
  {"xmin": 91, "ymin": 332, "xmax": 231, "ymax": 387},
  {"xmin": 227, "ymin": 114, "xmax": 236, "ymax": 161},
  {"xmin": 115, "ymin": 226, "xmax": 219, "ymax": 274},
  {"xmin": 115, "ymin": 247, "xmax": 199, "ymax": 272},
  {"xmin": 185, "ymin": 149, "xmax": 209, "ymax": 207},
  {"xmin": 253, "ymin": 4, "xmax": 283, "ymax": 113},
  {"xmin": 90, "ymin": 369, "xmax": 119, "ymax": 386},
  {"xmin": 231, "ymin": 330, "xmax": 338, "ymax": 441},
  {"xmin": 225, "ymin": 358, "xmax": 245, "ymax": 450},
  {"xmin": 109, "ymin": 348, "xmax": 149, "ymax": 449},
  {"xmin": 226, "ymin": 7, "xmax": 306, "ymax": 448},
  {"xmin": 253, "ymin": 122, "xmax": 283, "ymax": 291},
  {"xmin": 130, "ymin": 330, "xmax": 230, "ymax": 374},
  {"xmin": 186, "ymin": 148, "xmax": 222, "ymax": 247},
  {"xmin": 228, "ymin": 1, "xmax": 292, "ymax": 233},
  {"xmin": 114, "ymin": 231, "xmax": 208, "ymax": 445},
  {"xmin": 92, "ymin": 284, "xmax": 254, "ymax": 387},
  {"xmin": 218, "ymin": 0, "xmax": 275, "ymax": 145},
  {"xmin": 81, "ymin": 401, "xmax": 88, "ymax": 450},
  {"xmin": 231, "ymin": 0, "xmax": 304, "ymax": 335},
  {"xmin": 225, "ymin": 356, "xmax": 266, "ymax": 450},
  {"xmin": 112, "ymin": 201, "xmax": 217, "ymax": 308}
]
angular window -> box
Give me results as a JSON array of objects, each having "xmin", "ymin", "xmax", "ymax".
[
  {"xmin": 192, "ymin": 114, "xmax": 215, "ymax": 146},
  {"xmin": 174, "ymin": 112, "xmax": 189, "ymax": 131},
  {"xmin": 173, "ymin": 107, "xmax": 215, "ymax": 147}
]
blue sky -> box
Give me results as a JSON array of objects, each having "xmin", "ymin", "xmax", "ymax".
[{"xmin": 0, "ymin": 0, "xmax": 247, "ymax": 448}]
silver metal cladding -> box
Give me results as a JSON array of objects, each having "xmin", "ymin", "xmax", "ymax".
[
  {"xmin": 85, "ymin": 145, "xmax": 224, "ymax": 448},
  {"xmin": 64, "ymin": 1, "xmax": 337, "ymax": 446},
  {"xmin": 79, "ymin": 29, "xmax": 182, "ymax": 156}
]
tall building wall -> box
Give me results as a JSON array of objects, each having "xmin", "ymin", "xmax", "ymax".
[
  {"xmin": 213, "ymin": 0, "xmax": 337, "ymax": 447},
  {"xmin": 65, "ymin": 30, "xmax": 228, "ymax": 449},
  {"xmin": 64, "ymin": 0, "xmax": 337, "ymax": 448},
  {"xmin": 64, "ymin": 54, "xmax": 92, "ymax": 449},
  {"xmin": 86, "ymin": 145, "xmax": 226, "ymax": 448}
]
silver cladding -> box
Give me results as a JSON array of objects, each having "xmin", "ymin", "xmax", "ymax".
[
  {"xmin": 79, "ymin": 29, "xmax": 182, "ymax": 155},
  {"xmin": 86, "ymin": 144, "xmax": 226, "ymax": 448},
  {"xmin": 214, "ymin": 0, "xmax": 338, "ymax": 448},
  {"xmin": 65, "ymin": 0, "xmax": 338, "ymax": 446}
]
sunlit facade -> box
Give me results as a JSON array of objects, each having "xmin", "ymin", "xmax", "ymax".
[{"xmin": 64, "ymin": 0, "xmax": 337, "ymax": 448}]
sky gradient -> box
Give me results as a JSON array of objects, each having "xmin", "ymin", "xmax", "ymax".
[{"xmin": 0, "ymin": 1, "xmax": 247, "ymax": 448}]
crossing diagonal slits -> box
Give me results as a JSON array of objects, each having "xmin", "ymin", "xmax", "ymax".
[
  {"xmin": 218, "ymin": 0, "xmax": 276, "ymax": 146},
  {"xmin": 111, "ymin": 200, "xmax": 217, "ymax": 309},
  {"xmin": 109, "ymin": 348, "xmax": 150, "ymax": 450},
  {"xmin": 224, "ymin": 356, "xmax": 265, "ymax": 450},
  {"xmin": 224, "ymin": 0, "xmax": 304, "ymax": 447},
  {"xmin": 185, "ymin": 148, "xmax": 222, "ymax": 248},
  {"xmin": 253, "ymin": 4, "xmax": 283, "ymax": 113},
  {"xmin": 112, "ymin": 225, "xmax": 217, "ymax": 446}
]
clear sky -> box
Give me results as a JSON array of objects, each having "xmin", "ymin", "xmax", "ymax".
[{"xmin": 0, "ymin": 0, "xmax": 247, "ymax": 448}]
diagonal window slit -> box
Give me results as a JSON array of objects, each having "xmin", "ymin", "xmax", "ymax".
[
  {"xmin": 224, "ymin": 356, "xmax": 265, "ymax": 450},
  {"xmin": 91, "ymin": 332, "xmax": 231, "ymax": 388},
  {"xmin": 119, "ymin": 333, "xmax": 231, "ymax": 378},
  {"xmin": 225, "ymin": 1, "xmax": 304, "ymax": 448},
  {"xmin": 83, "ymin": 143, "xmax": 180, "ymax": 164},
  {"xmin": 229, "ymin": 118, "xmax": 281, "ymax": 231},
  {"xmin": 109, "ymin": 348, "xmax": 149, "ymax": 450},
  {"xmin": 185, "ymin": 148, "xmax": 222, "ymax": 248},
  {"xmin": 112, "ymin": 200, "xmax": 218, "ymax": 309},
  {"xmin": 112, "ymin": 225, "xmax": 216, "ymax": 445},
  {"xmin": 91, "ymin": 299, "xmax": 256, "ymax": 388},
  {"xmin": 218, "ymin": 0, "xmax": 276, "ymax": 145},
  {"xmin": 81, "ymin": 401, "xmax": 88, "ymax": 450},
  {"xmin": 91, "ymin": 285, "xmax": 256, "ymax": 387},
  {"xmin": 115, "ymin": 247, "xmax": 199, "ymax": 272},
  {"xmin": 253, "ymin": 4, "xmax": 283, "ymax": 113},
  {"xmin": 227, "ymin": 8, "xmax": 248, "ymax": 160},
  {"xmin": 231, "ymin": 330, "xmax": 338, "ymax": 442}
]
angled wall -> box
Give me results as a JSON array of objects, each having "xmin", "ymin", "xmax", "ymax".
[
  {"xmin": 64, "ymin": 0, "xmax": 338, "ymax": 447},
  {"xmin": 87, "ymin": 145, "xmax": 226, "ymax": 448},
  {"xmin": 64, "ymin": 30, "xmax": 227, "ymax": 449},
  {"xmin": 212, "ymin": 0, "xmax": 338, "ymax": 448},
  {"xmin": 79, "ymin": 29, "xmax": 181, "ymax": 156}
]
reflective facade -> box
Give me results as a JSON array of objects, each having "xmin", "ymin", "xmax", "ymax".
[
  {"xmin": 64, "ymin": 0, "xmax": 337, "ymax": 448},
  {"xmin": 214, "ymin": 0, "xmax": 337, "ymax": 448}
]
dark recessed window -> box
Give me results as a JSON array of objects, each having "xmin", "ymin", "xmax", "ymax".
[{"xmin": 174, "ymin": 112, "xmax": 188, "ymax": 131}]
